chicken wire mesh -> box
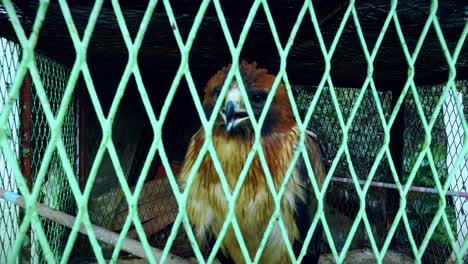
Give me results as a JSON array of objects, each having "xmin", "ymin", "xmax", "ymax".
[
  {"xmin": 29, "ymin": 54, "xmax": 77, "ymax": 263},
  {"xmin": 0, "ymin": 0, "xmax": 466, "ymax": 263},
  {"xmin": 0, "ymin": 40, "xmax": 77, "ymax": 263},
  {"xmin": 294, "ymin": 81, "xmax": 468, "ymax": 263},
  {"xmin": 397, "ymin": 81, "xmax": 468, "ymax": 264},
  {"xmin": 294, "ymin": 85, "xmax": 394, "ymax": 252},
  {"xmin": 0, "ymin": 37, "xmax": 21, "ymax": 263}
]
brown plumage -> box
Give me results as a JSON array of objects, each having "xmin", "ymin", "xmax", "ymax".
[{"xmin": 179, "ymin": 61, "xmax": 326, "ymax": 263}]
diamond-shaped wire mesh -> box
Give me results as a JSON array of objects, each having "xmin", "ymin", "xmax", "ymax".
[
  {"xmin": 0, "ymin": 37, "xmax": 21, "ymax": 264},
  {"xmin": 294, "ymin": 85, "xmax": 394, "ymax": 251},
  {"xmin": 295, "ymin": 81, "xmax": 468, "ymax": 262},
  {"xmin": 0, "ymin": 0, "xmax": 467, "ymax": 263},
  {"xmin": 29, "ymin": 53, "xmax": 77, "ymax": 263},
  {"xmin": 397, "ymin": 81, "xmax": 468, "ymax": 263}
]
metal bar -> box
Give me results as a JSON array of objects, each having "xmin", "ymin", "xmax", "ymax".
[
  {"xmin": 331, "ymin": 177, "xmax": 468, "ymax": 198},
  {"xmin": 0, "ymin": 188, "xmax": 191, "ymax": 263}
]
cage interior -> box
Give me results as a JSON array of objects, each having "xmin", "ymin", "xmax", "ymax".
[{"xmin": 0, "ymin": 0, "xmax": 467, "ymax": 263}]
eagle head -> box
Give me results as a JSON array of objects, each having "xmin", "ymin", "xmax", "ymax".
[{"xmin": 202, "ymin": 61, "xmax": 295, "ymax": 137}]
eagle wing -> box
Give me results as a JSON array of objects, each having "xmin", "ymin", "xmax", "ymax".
[{"xmin": 292, "ymin": 129, "xmax": 327, "ymax": 263}]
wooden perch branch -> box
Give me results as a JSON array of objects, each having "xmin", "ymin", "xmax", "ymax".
[{"xmin": 0, "ymin": 188, "xmax": 189, "ymax": 264}]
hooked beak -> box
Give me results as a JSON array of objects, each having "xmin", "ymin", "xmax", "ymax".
[{"xmin": 220, "ymin": 86, "xmax": 249, "ymax": 133}]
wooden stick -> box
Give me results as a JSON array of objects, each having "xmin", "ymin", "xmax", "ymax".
[{"xmin": 0, "ymin": 188, "xmax": 190, "ymax": 263}]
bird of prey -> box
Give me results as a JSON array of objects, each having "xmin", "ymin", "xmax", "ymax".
[{"xmin": 179, "ymin": 61, "xmax": 326, "ymax": 264}]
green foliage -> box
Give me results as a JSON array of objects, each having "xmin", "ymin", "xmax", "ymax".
[
  {"xmin": 295, "ymin": 83, "xmax": 460, "ymax": 257},
  {"xmin": 403, "ymin": 143, "xmax": 457, "ymax": 246},
  {"xmin": 407, "ymin": 195, "xmax": 457, "ymax": 245}
]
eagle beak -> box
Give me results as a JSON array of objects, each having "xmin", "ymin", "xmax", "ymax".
[{"xmin": 220, "ymin": 86, "xmax": 249, "ymax": 133}]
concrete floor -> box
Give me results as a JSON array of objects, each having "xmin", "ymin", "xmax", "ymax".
[
  {"xmin": 90, "ymin": 248, "xmax": 414, "ymax": 264},
  {"xmin": 319, "ymin": 248, "xmax": 413, "ymax": 264}
]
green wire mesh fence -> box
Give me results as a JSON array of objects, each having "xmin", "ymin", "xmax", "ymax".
[
  {"xmin": 0, "ymin": 37, "xmax": 20, "ymax": 263},
  {"xmin": 29, "ymin": 54, "xmax": 77, "ymax": 263},
  {"xmin": 0, "ymin": 0, "xmax": 467, "ymax": 263},
  {"xmin": 295, "ymin": 81, "xmax": 468, "ymax": 263},
  {"xmin": 0, "ymin": 38, "xmax": 77, "ymax": 264},
  {"xmin": 295, "ymin": 85, "xmax": 394, "ymax": 251},
  {"xmin": 399, "ymin": 81, "xmax": 468, "ymax": 264}
]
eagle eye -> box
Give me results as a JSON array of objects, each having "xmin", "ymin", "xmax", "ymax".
[{"xmin": 251, "ymin": 92, "xmax": 267, "ymax": 105}]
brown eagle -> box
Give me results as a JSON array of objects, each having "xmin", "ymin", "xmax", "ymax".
[{"xmin": 179, "ymin": 61, "xmax": 326, "ymax": 263}]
